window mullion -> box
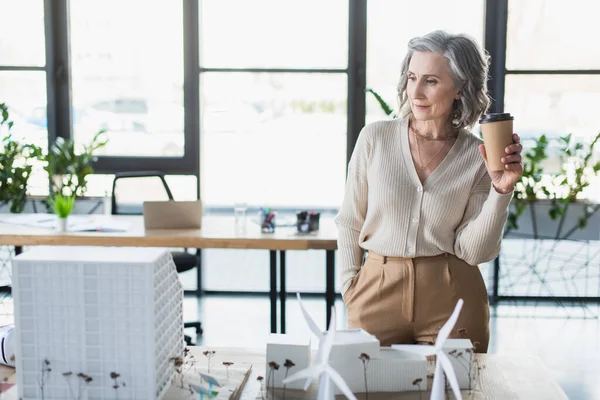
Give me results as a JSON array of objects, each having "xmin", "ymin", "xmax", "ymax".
[
  {"xmin": 484, "ymin": 0, "xmax": 508, "ymax": 113},
  {"xmin": 44, "ymin": 0, "xmax": 72, "ymax": 145},
  {"xmin": 346, "ymin": 0, "xmax": 367, "ymax": 174}
]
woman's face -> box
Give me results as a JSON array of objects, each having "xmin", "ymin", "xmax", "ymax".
[{"xmin": 406, "ymin": 51, "xmax": 460, "ymax": 124}]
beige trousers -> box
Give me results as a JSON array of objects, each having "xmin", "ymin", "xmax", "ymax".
[{"xmin": 343, "ymin": 251, "xmax": 490, "ymax": 353}]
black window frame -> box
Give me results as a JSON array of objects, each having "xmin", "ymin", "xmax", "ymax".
[
  {"xmin": 487, "ymin": 0, "xmax": 600, "ymax": 116},
  {"xmin": 44, "ymin": 0, "xmax": 200, "ymax": 196},
  {"xmin": 0, "ymin": 2, "xmax": 48, "ymax": 138}
]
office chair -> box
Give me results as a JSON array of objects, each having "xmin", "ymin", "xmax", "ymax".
[{"xmin": 111, "ymin": 171, "xmax": 203, "ymax": 344}]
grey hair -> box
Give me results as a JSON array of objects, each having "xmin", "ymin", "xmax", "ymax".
[{"xmin": 397, "ymin": 30, "xmax": 491, "ymax": 130}]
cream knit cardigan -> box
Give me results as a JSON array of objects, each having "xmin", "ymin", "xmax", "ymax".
[{"xmin": 334, "ymin": 118, "xmax": 513, "ymax": 294}]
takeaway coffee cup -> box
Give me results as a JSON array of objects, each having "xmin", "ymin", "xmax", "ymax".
[{"xmin": 479, "ymin": 113, "xmax": 514, "ymax": 171}]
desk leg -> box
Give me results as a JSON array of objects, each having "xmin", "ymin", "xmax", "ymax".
[
  {"xmin": 491, "ymin": 255, "xmax": 500, "ymax": 305},
  {"xmin": 279, "ymin": 250, "xmax": 286, "ymax": 334},
  {"xmin": 196, "ymin": 249, "xmax": 203, "ymax": 297},
  {"xmin": 270, "ymin": 250, "xmax": 277, "ymax": 333},
  {"xmin": 326, "ymin": 250, "xmax": 335, "ymax": 327},
  {"xmin": 15, "ymin": 246, "xmax": 23, "ymax": 256}
]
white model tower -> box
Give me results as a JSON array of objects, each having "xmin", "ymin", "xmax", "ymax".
[{"xmin": 11, "ymin": 246, "xmax": 184, "ymax": 399}]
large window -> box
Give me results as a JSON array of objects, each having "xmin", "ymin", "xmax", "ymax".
[
  {"xmin": 199, "ymin": 0, "xmax": 349, "ymax": 209},
  {"xmin": 506, "ymin": 1, "xmax": 600, "ymax": 71},
  {"xmin": 200, "ymin": 1, "xmax": 348, "ymax": 69},
  {"xmin": 200, "ymin": 72, "xmax": 347, "ymax": 208},
  {"xmin": 197, "ymin": 0, "xmax": 349, "ymax": 294},
  {"xmin": 0, "ymin": 1, "xmax": 46, "ymax": 66},
  {"xmin": 70, "ymin": 1, "xmax": 184, "ymax": 158},
  {"xmin": 505, "ymin": 0, "xmax": 600, "ymax": 200},
  {"xmin": 0, "ymin": 1, "xmax": 48, "ymax": 196}
]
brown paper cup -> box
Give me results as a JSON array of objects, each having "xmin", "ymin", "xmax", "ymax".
[{"xmin": 479, "ymin": 113, "xmax": 514, "ymax": 171}]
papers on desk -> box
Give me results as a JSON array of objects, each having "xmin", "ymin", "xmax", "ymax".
[
  {"xmin": 0, "ymin": 214, "xmax": 130, "ymax": 232},
  {"xmin": 66, "ymin": 216, "xmax": 131, "ymax": 232},
  {"xmin": 0, "ymin": 214, "xmax": 55, "ymax": 226}
]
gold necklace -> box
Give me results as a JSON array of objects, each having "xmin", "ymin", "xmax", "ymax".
[
  {"xmin": 412, "ymin": 130, "xmax": 447, "ymax": 170},
  {"xmin": 409, "ymin": 117, "xmax": 458, "ymax": 141}
]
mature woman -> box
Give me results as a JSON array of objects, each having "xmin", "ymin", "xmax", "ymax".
[{"xmin": 335, "ymin": 30, "xmax": 523, "ymax": 353}]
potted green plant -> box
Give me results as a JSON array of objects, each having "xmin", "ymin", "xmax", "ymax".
[
  {"xmin": 506, "ymin": 133, "xmax": 600, "ymax": 240},
  {"xmin": 545, "ymin": 132, "xmax": 600, "ymax": 239},
  {"xmin": 44, "ymin": 130, "xmax": 107, "ymax": 202},
  {"xmin": 48, "ymin": 193, "xmax": 76, "ymax": 232},
  {"xmin": 505, "ymin": 134, "xmax": 550, "ymax": 232},
  {"xmin": 0, "ymin": 103, "xmax": 44, "ymax": 213}
]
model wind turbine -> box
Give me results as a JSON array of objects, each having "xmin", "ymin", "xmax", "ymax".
[
  {"xmin": 294, "ymin": 292, "xmax": 325, "ymax": 391},
  {"xmin": 410, "ymin": 299, "xmax": 464, "ymax": 400},
  {"xmin": 282, "ymin": 293, "xmax": 357, "ymax": 400},
  {"xmin": 430, "ymin": 299, "xmax": 463, "ymax": 399}
]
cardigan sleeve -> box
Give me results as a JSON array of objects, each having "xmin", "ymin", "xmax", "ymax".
[{"xmin": 453, "ymin": 167, "xmax": 513, "ymax": 265}]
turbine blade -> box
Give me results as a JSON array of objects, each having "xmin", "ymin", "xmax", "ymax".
[
  {"xmin": 430, "ymin": 358, "xmax": 445, "ymax": 400},
  {"xmin": 304, "ymin": 345, "xmax": 323, "ymax": 390},
  {"xmin": 321, "ymin": 307, "xmax": 336, "ymax": 362},
  {"xmin": 282, "ymin": 365, "xmax": 324, "ymax": 385},
  {"xmin": 297, "ymin": 292, "xmax": 323, "ymax": 338},
  {"xmin": 435, "ymin": 299, "xmax": 464, "ymax": 348},
  {"xmin": 324, "ymin": 365, "xmax": 358, "ymax": 400},
  {"xmin": 439, "ymin": 352, "xmax": 462, "ymax": 400}
]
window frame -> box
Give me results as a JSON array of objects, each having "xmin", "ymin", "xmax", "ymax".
[
  {"xmin": 45, "ymin": 0, "xmax": 200, "ymax": 196},
  {"xmin": 488, "ymin": 0, "xmax": 600, "ymax": 114},
  {"xmin": 0, "ymin": 1, "xmax": 50, "ymax": 196},
  {"xmin": 0, "ymin": 2, "xmax": 49, "ymax": 135}
]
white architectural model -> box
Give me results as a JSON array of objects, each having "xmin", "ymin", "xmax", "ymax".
[
  {"xmin": 12, "ymin": 246, "xmax": 184, "ymax": 400},
  {"xmin": 268, "ymin": 294, "xmax": 469, "ymax": 399},
  {"xmin": 266, "ymin": 333, "xmax": 311, "ymax": 389},
  {"xmin": 442, "ymin": 338, "xmax": 475, "ymax": 389},
  {"xmin": 325, "ymin": 328, "xmax": 429, "ymax": 394}
]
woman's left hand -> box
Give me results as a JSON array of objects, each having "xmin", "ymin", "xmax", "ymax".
[{"xmin": 478, "ymin": 133, "xmax": 524, "ymax": 194}]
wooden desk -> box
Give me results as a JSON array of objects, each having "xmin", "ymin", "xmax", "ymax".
[
  {"xmin": 0, "ymin": 346, "xmax": 569, "ymax": 399},
  {"xmin": 0, "ymin": 214, "xmax": 339, "ymax": 333}
]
